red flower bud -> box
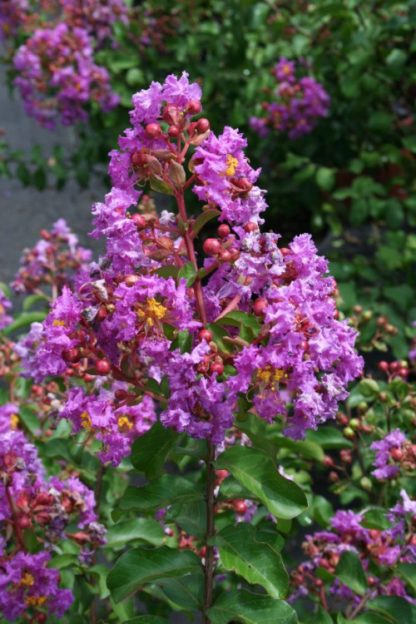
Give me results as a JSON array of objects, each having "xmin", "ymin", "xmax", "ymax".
[
  {"xmin": 253, "ymin": 297, "xmax": 268, "ymax": 316},
  {"xmin": 210, "ymin": 362, "xmax": 224, "ymax": 375},
  {"xmin": 199, "ymin": 329, "xmax": 213, "ymax": 342},
  {"xmin": 188, "ymin": 99, "xmax": 202, "ymax": 115},
  {"xmin": 217, "ymin": 224, "xmax": 231, "ymax": 238},
  {"xmin": 203, "ymin": 238, "xmax": 221, "ymax": 255},
  {"xmin": 232, "ymin": 499, "xmax": 247, "ymax": 514},
  {"xmin": 243, "ymin": 221, "xmax": 258, "ymax": 233},
  {"xmin": 197, "ymin": 118, "xmax": 210, "ymax": 133},
  {"xmin": 96, "ymin": 359, "xmax": 111, "ymax": 375},
  {"xmin": 378, "ymin": 361, "xmax": 389, "ymax": 372},
  {"xmin": 168, "ymin": 125, "xmax": 180, "ymax": 137},
  {"xmin": 145, "ymin": 122, "xmax": 161, "ymax": 137},
  {"xmin": 131, "ymin": 214, "xmax": 147, "ymax": 230}
]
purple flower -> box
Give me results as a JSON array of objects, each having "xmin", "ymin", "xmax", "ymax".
[
  {"xmin": 0, "ymin": 290, "xmax": 12, "ymax": 329},
  {"xmin": 0, "ymin": 551, "xmax": 73, "ymax": 621},
  {"xmin": 370, "ymin": 429, "xmax": 406, "ymax": 480}
]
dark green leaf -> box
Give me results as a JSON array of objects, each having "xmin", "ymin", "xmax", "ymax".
[
  {"xmin": 178, "ymin": 262, "xmax": 198, "ymax": 287},
  {"xmin": 131, "ymin": 423, "xmax": 178, "ymax": 479},
  {"xmin": 217, "ymin": 446, "xmax": 308, "ymax": 519},
  {"xmin": 193, "ymin": 208, "xmax": 220, "ymax": 236},
  {"xmin": 336, "ymin": 551, "xmax": 367, "ymax": 596},
  {"xmin": 106, "ymin": 518, "xmax": 164, "ymax": 549},
  {"xmin": 107, "ymin": 547, "xmax": 201, "ymax": 603},
  {"xmin": 215, "ymin": 524, "xmax": 289, "ymax": 598},
  {"xmin": 120, "ymin": 475, "xmax": 203, "ymax": 512},
  {"xmin": 208, "ymin": 590, "xmax": 298, "ymax": 624}
]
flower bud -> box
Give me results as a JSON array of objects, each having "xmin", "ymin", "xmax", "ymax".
[
  {"xmin": 188, "ymin": 99, "xmax": 202, "ymax": 115},
  {"xmin": 203, "ymin": 238, "xmax": 221, "ymax": 255},
  {"xmin": 253, "ymin": 298, "xmax": 268, "ymax": 316},
  {"xmin": 199, "ymin": 329, "xmax": 213, "ymax": 342},
  {"xmin": 131, "ymin": 214, "xmax": 147, "ymax": 230},
  {"xmin": 197, "ymin": 118, "xmax": 210, "ymax": 133},
  {"xmin": 217, "ymin": 224, "xmax": 231, "ymax": 238},
  {"xmin": 96, "ymin": 359, "xmax": 111, "ymax": 375},
  {"xmin": 145, "ymin": 122, "xmax": 162, "ymax": 137}
]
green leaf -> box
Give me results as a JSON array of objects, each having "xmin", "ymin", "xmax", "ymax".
[
  {"xmin": 208, "ymin": 590, "xmax": 298, "ymax": 624},
  {"xmin": 3, "ymin": 312, "xmax": 47, "ymax": 336},
  {"xmin": 336, "ymin": 551, "xmax": 367, "ymax": 596},
  {"xmin": 215, "ymin": 524, "xmax": 288, "ymax": 598},
  {"xmin": 120, "ymin": 475, "xmax": 203, "ymax": 512},
  {"xmin": 131, "ymin": 423, "xmax": 178, "ymax": 479},
  {"xmin": 178, "ymin": 262, "xmax": 198, "ymax": 287},
  {"xmin": 107, "ymin": 547, "xmax": 201, "ymax": 603},
  {"xmin": 156, "ymin": 573, "xmax": 204, "ymax": 611},
  {"xmin": 307, "ymin": 427, "xmax": 353, "ymax": 450},
  {"xmin": 106, "ymin": 518, "xmax": 164, "ymax": 549},
  {"xmin": 193, "ymin": 208, "xmax": 220, "ymax": 236},
  {"xmin": 155, "ymin": 266, "xmax": 180, "ymax": 279},
  {"xmin": 22, "ymin": 294, "xmax": 49, "ymax": 312},
  {"xmin": 397, "ymin": 563, "xmax": 416, "ymax": 592},
  {"xmin": 316, "ymin": 167, "xmax": 335, "ymax": 191},
  {"xmin": 124, "ymin": 618, "xmax": 168, "ymax": 624},
  {"xmin": 362, "ymin": 508, "xmax": 392, "ymax": 530},
  {"xmin": 366, "ymin": 596, "xmax": 416, "ymax": 623},
  {"xmin": 216, "ymin": 446, "xmax": 308, "ymax": 519},
  {"xmin": 171, "ymin": 329, "xmax": 192, "ymax": 353}
]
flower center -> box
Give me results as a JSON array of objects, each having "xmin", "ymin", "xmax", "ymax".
[
  {"xmin": 118, "ymin": 415, "xmax": 134, "ymax": 432},
  {"xmin": 52, "ymin": 319, "xmax": 65, "ymax": 327},
  {"xmin": 137, "ymin": 297, "xmax": 167, "ymax": 327},
  {"xmin": 10, "ymin": 414, "xmax": 19, "ymax": 430},
  {"xmin": 257, "ymin": 366, "xmax": 287, "ymax": 389},
  {"xmin": 20, "ymin": 573, "xmax": 35, "ymax": 587},
  {"xmin": 26, "ymin": 596, "xmax": 47, "ymax": 606},
  {"xmin": 80, "ymin": 411, "xmax": 92, "ymax": 431},
  {"xmin": 225, "ymin": 154, "xmax": 238, "ymax": 177}
]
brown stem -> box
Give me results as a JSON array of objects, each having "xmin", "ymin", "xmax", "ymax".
[
  {"xmin": 175, "ymin": 190, "xmax": 207, "ymax": 325},
  {"xmin": 203, "ymin": 441, "xmax": 216, "ymax": 623}
]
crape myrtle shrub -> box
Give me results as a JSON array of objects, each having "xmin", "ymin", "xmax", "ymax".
[
  {"xmin": 2, "ymin": 0, "xmax": 416, "ymax": 357},
  {"xmin": 0, "ymin": 70, "xmax": 415, "ymax": 624}
]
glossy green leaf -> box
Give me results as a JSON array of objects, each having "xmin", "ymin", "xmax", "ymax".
[
  {"xmin": 215, "ymin": 524, "xmax": 289, "ymax": 598},
  {"xmin": 216, "ymin": 446, "xmax": 308, "ymax": 519},
  {"xmin": 178, "ymin": 262, "xmax": 197, "ymax": 287},
  {"xmin": 208, "ymin": 590, "xmax": 298, "ymax": 624},
  {"xmin": 3, "ymin": 312, "xmax": 47, "ymax": 336},
  {"xmin": 131, "ymin": 423, "xmax": 178, "ymax": 479},
  {"xmin": 107, "ymin": 547, "xmax": 201, "ymax": 603},
  {"xmin": 106, "ymin": 518, "xmax": 164, "ymax": 549},
  {"xmin": 120, "ymin": 475, "xmax": 203, "ymax": 512},
  {"xmin": 397, "ymin": 563, "xmax": 416, "ymax": 592},
  {"xmin": 336, "ymin": 551, "xmax": 367, "ymax": 596}
]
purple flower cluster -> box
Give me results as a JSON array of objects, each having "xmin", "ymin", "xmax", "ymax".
[
  {"xmin": 290, "ymin": 493, "xmax": 416, "ymax": 609},
  {"xmin": 13, "ymin": 218, "xmax": 92, "ymax": 296},
  {"xmin": 13, "ymin": 23, "xmax": 119, "ymax": 128},
  {"xmin": 0, "ymin": 551, "xmax": 73, "ymax": 621},
  {"xmin": 61, "ymin": 0, "xmax": 128, "ymax": 43},
  {"xmin": 0, "ymin": 409, "xmax": 105, "ymax": 620},
  {"xmin": 0, "ymin": 290, "xmax": 12, "ymax": 330},
  {"xmin": 18, "ymin": 73, "xmax": 361, "ymax": 461},
  {"xmin": 0, "ymin": 0, "xmax": 28, "ymax": 39},
  {"xmin": 250, "ymin": 57, "xmax": 330, "ymax": 139}
]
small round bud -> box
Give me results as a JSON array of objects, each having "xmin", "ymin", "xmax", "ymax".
[
  {"xmin": 96, "ymin": 359, "xmax": 111, "ymax": 375},
  {"xmin": 244, "ymin": 221, "xmax": 258, "ymax": 233},
  {"xmin": 349, "ymin": 418, "xmax": 360, "ymax": 430},
  {"xmin": 145, "ymin": 122, "xmax": 161, "ymax": 137},
  {"xmin": 323, "ymin": 455, "xmax": 334, "ymax": 467},
  {"xmin": 233, "ymin": 499, "xmax": 247, "ymax": 515},
  {"xmin": 343, "ymin": 426, "xmax": 355, "ymax": 439},
  {"xmin": 131, "ymin": 151, "xmax": 146, "ymax": 167},
  {"xmin": 188, "ymin": 99, "xmax": 202, "ymax": 115},
  {"xmin": 219, "ymin": 250, "xmax": 232, "ymax": 263},
  {"xmin": 131, "ymin": 213, "xmax": 147, "ymax": 230},
  {"xmin": 199, "ymin": 329, "xmax": 213, "ymax": 342},
  {"xmin": 210, "ymin": 362, "xmax": 224, "ymax": 375},
  {"xmin": 63, "ymin": 348, "xmax": 79, "ymax": 363},
  {"xmin": 398, "ymin": 367, "xmax": 409, "ymax": 377},
  {"xmin": 168, "ymin": 125, "xmax": 180, "ymax": 137},
  {"xmin": 362, "ymin": 310, "xmax": 373, "ymax": 321},
  {"xmin": 329, "ymin": 471, "xmax": 339, "ymax": 482},
  {"xmin": 390, "ymin": 447, "xmax": 403, "ymax": 461},
  {"xmin": 378, "ymin": 361, "xmax": 389, "ymax": 372},
  {"xmin": 253, "ymin": 297, "xmax": 268, "ymax": 316},
  {"xmin": 203, "ymin": 238, "xmax": 221, "ymax": 255},
  {"xmin": 197, "ymin": 118, "xmax": 210, "ymax": 133},
  {"xmin": 217, "ymin": 224, "xmax": 231, "ymax": 238}
]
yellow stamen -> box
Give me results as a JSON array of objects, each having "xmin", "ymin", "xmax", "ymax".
[
  {"xmin": 118, "ymin": 415, "xmax": 134, "ymax": 432},
  {"xmin": 26, "ymin": 596, "xmax": 47, "ymax": 606},
  {"xmin": 225, "ymin": 154, "xmax": 238, "ymax": 177},
  {"xmin": 52, "ymin": 319, "xmax": 65, "ymax": 327},
  {"xmin": 20, "ymin": 573, "xmax": 35, "ymax": 587},
  {"xmin": 137, "ymin": 297, "xmax": 167, "ymax": 327},
  {"xmin": 10, "ymin": 414, "xmax": 19, "ymax": 430},
  {"xmin": 80, "ymin": 411, "xmax": 92, "ymax": 431},
  {"xmin": 257, "ymin": 366, "xmax": 286, "ymax": 388}
]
